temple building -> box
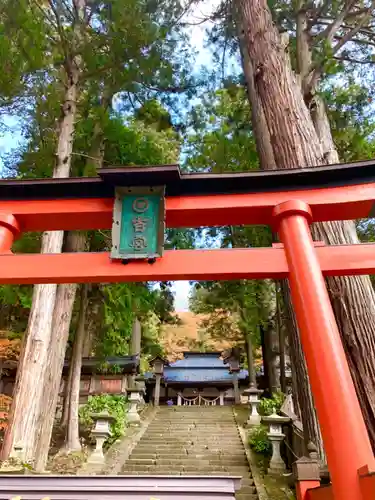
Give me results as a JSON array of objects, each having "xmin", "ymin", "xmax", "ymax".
[{"xmin": 145, "ymin": 351, "xmax": 249, "ymax": 405}]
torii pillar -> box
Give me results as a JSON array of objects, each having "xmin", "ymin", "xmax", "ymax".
[{"xmin": 273, "ymin": 200, "xmax": 375, "ymax": 500}]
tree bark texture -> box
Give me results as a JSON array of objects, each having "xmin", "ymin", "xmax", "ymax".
[
  {"xmin": 276, "ymin": 283, "xmax": 286, "ymax": 393},
  {"xmin": 260, "ymin": 325, "xmax": 270, "ymax": 395},
  {"xmin": 33, "ymin": 232, "xmax": 86, "ymax": 471},
  {"xmin": 33, "ymin": 92, "xmax": 109, "ymax": 467},
  {"xmin": 235, "ymin": 13, "xmax": 277, "ymax": 170},
  {"xmin": 2, "ymin": 4, "xmax": 84, "ymax": 462},
  {"xmin": 2, "ymin": 232, "xmax": 62, "ymax": 462},
  {"xmin": 245, "ymin": 331, "xmax": 256, "ymax": 387},
  {"xmin": 65, "ymin": 284, "xmax": 89, "ymax": 452},
  {"xmin": 237, "ymin": 0, "xmax": 375, "ymax": 453},
  {"xmin": 310, "ymin": 95, "xmax": 375, "ymax": 449},
  {"xmin": 234, "ymin": 0, "xmax": 325, "ymax": 458},
  {"xmin": 61, "ymin": 351, "xmax": 74, "ymax": 429}
]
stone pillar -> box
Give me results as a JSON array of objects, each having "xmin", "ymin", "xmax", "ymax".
[
  {"xmin": 262, "ymin": 410, "xmax": 290, "ymax": 475},
  {"xmin": 292, "ymin": 455, "xmax": 321, "ymax": 500},
  {"xmin": 177, "ymin": 393, "xmax": 182, "ymax": 406},
  {"xmin": 154, "ymin": 373, "xmax": 161, "ymax": 406},
  {"xmin": 127, "ymin": 388, "xmax": 141, "ymax": 425},
  {"xmin": 121, "ymin": 375, "xmax": 127, "ymax": 395},
  {"xmin": 219, "ymin": 392, "xmax": 224, "ymax": 406},
  {"xmin": 135, "ymin": 376, "xmax": 146, "ymax": 406},
  {"xmin": 232, "ymin": 372, "xmax": 240, "ymax": 404},
  {"xmin": 88, "ymin": 411, "xmax": 114, "ymax": 464},
  {"xmin": 244, "ymin": 387, "xmax": 263, "ymax": 426}
]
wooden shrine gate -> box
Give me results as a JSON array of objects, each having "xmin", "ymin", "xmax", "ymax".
[{"xmin": 0, "ymin": 161, "xmax": 375, "ymax": 500}]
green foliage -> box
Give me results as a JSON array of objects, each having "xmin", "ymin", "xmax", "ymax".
[
  {"xmin": 248, "ymin": 425, "xmax": 272, "ymax": 456},
  {"xmin": 79, "ymin": 394, "xmax": 128, "ymax": 447},
  {"xmin": 258, "ymin": 392, "xmax": 285, "ymax": 416},
  {"xmin": 322, "ymin": 81, "xmax": 375, "ymax": 162},
  {"xmin": 184, "ymin": 85, "xmax": 258, "ymax": 173},
  {"xmin": 104, "ymin": 117, "xmax": 179, "ymax": 167}
]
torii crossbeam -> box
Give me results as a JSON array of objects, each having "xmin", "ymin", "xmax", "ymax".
[{"xmin": 1, "ymin": 160, "xmax": 375, "ymax": 500}]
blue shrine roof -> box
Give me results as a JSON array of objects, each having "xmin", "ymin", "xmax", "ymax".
[{"xmin": 145, "ymin": 352, "xmax": 248, "ymax": 383}]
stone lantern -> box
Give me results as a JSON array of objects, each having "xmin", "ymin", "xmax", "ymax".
[
  {"xmin": 243, "ymin": 386, "xmax": 263, "ymax": 426},
  {"xmin": 127, "ymin": 387, "xmax": 141, "ymax": 425},
  {"xmin": 262, "ymin": 410, "xmax": 290, "ymax": 475},
  {"xmin": 135, "ymin": 375, "xmax": 146, "ymax": 406},
  {"xmin": 150, "ymin": 356, "xmax": 166, "ymax": 406},
  {"xmin": 224, "ymin": 349, "xmax": 241, "ymax": 405},
  {"xmin": 89, "ymin": 411, "xmax": 115, "ymax": 464}
]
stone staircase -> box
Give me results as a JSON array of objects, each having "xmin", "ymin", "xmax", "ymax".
[{"xmin": 121, "ymin": 406, "xmax": 258, "ymax": 500}]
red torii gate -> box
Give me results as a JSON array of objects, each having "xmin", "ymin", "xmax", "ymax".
[{"xmin": 1, "ymin": 161, "xmax": 375, "ymax": 500}]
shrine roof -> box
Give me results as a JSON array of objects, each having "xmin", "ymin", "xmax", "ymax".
[
  {"xmin": 0, "ymin": 159, "xmax": 374, "ymax": 200},
  {"xmin": 63, "ymin": 355, "xmax": 139, "ymax": 375},
  {"xmin": 163, "ymin": 368, "xmax": 248, "ymax": 383},
  {"xmin": 145, "ymin": 352, "xmax": 248, "ymax": 384}
]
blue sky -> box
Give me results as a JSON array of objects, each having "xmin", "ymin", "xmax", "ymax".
[{"xmin": 0, "ymin": 1, "xmax": 223, "ymax": 313}]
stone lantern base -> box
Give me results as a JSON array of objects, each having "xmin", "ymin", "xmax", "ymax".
[
  {"xmin": 244, "ymin": 387, "xmax": 263, "ymax": 426},
  {"xmin": 127, "ymin": 388, "xmax": 141, "ymax": 425}
]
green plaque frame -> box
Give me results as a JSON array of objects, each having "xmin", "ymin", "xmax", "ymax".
[{"xmin": 111, "ymin": 186, "xmax": 165, "ymax": 260}]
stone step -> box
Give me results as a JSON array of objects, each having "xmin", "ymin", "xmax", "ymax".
[
  {"xmin": 130, "ymin": 453, "xmax": 248, "ymax": 461},
  {"xmin": 154, "ymin": 416, "xmax": 235, "ymax": 420},
  {"xmin": 147, "ymin": 425, "xmax": 238, "ymax": 434},
  {"xmin": 122, "ymin": 465, "xmax": 250, "ymax": 474},
  {"xmin": 126, "ymin": 459, "xmax": 249, "ymax": 467},
  {"xmin": 145, "ymin": 430, "xmax": 240, "ymax": 434},
  {"xmin": 120, "ymin": 406, "xmax": 258, "ymax": 500},
  {"xmin": 146, "ymin": 430, "xmax": 238, "ymax": 434},
  {"xmin": 134, "ymin": 443, "xmax": 243, "ymax": 448},
  {"xmin": 238, "ymin": 486, "xmax": 257, "ymax": 494},
  {"xmin": 121, "ymin": 470, "xmax": 185, "ymax": 476},
  {"xmin": 235, "ymin": 495, "xmax": 258, "ymax": 500},
  {"xmin": 140, "ymin": 434, "xmax": 240, "ymax": 445},
  {"xmin": 153, "ymin": 417, "xmax": 236, "ymax": 421},
  {"xmin": 142, "ymin": 434, "xmax": 241, "ymax": 437},
  {"xmin": 133, "ymin": 448, "xmax": 244, "ymax": 454},
  {"xmin": 139, "ymin": 436, "xmax": 242, "ymax": 441},
  {"xmin": 239, "ymin": 478, "xmax": 255, "ymax": 486},
  {"xmin": 131, "ymin": 449, "xmax": 247, "ymax": 455},
  {"xmin": 153, "ymin": 420, "xmax": 236, "ymax": 423}
]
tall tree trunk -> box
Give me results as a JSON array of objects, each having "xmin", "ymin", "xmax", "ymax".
[
  {"xmin": 276, "ymin": 282, "xmax": 286, "ymax": 393},
  {"xmin": 2, "ymin": 5, "xmax": 83, "ymax": 461},
  {"xmin": 310, "ymin": 96, "xmax": 375, "ymax": 448},
  {"xmin": 244, "ymin": 331, "xmax": 256, "ymax": 387},
  {"xmin": 235, "ymin": 13, "xmax": 277, "ymax": 170},
  {"xmin": 65, "ymin": 284, "xmax": 89, "ymax": 452},
  {"xmin": 33, "ymin": 232, "xmax": 86, "ymax": 471},
  {"xmin": 234, "ymin": 1, "xmax": 324, "ymax": 457},
  {"xmin": 128, "ymin": 318, "xmax": 141, "ymax": 388},
  {"xmin": 32, "ymin": 91, "xmax": 109, "ymax": 468},
  {"xmin": 236, "ymin": 0, "xmax": 375, "ymax": 453},
  {"xmin": 61, "ymin": 352, "xmax": 74, "ymax": 428},
  {"xmin": 260, "ymin": 325, "xmax": 270, "ymax": 395}
]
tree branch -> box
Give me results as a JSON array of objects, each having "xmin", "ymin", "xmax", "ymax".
[
  {"xmin": 305, "ymin": 0, "xmax": 375, "ymax": 96},
  {"xmin": 334, "ymin": 55, "xmax": 375, "ymax": 65},
  {"xmin": 314, "ymin": 0, "xmax": 357, "ymax": 44},
  {"xmin": 296, "ymin": 2, "xmax": 312, "ymax": 80},
  {"xmin": 308, "ymin": 0, "xmax": 332, "ymax": 28},
  {"xmin": 332, "ymin": 2, "xmax": 375, "ymax": 55}
]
